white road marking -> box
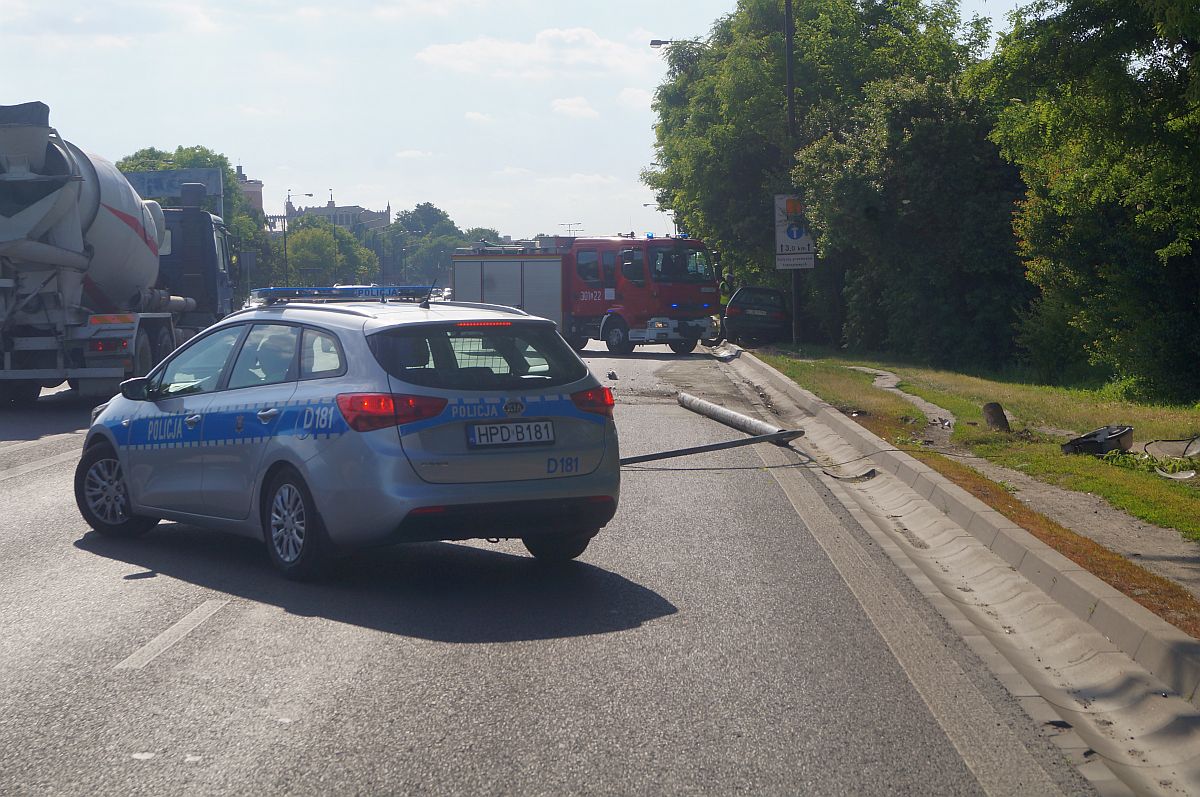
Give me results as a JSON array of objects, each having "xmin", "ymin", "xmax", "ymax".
[
  {"xmin": 0, "ymin": 450, "xmax": 80, "ymax": 483},
  {"xmin": 114, "ymin": 600, "xmax": 229, "ymax": 670}
]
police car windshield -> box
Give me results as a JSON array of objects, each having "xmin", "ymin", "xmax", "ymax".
[
  {"xmin": 368, "ymin": 322, "xmax": 588, "ymax": 390},
  {"xmin": 649, "ymin": 246, "xmax": 714, "ymax": 284}
]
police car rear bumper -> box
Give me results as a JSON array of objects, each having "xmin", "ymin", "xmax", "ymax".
[
  {"xmin": 306, "ymin": 434, "xmax": 621, "ymax": 547},
  {"xmin": 391, "ymin": 495, "xmax": 617, "ymax": 543}
]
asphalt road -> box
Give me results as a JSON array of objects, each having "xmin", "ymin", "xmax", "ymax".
[{"xmin": 0, "ymin": 347, "xmax": 1090, "ymax": 795}]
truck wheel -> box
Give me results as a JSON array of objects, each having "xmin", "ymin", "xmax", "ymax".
[
  {"xmin": 151, "ymin": 327, "xmax": 176, "ymax": 365},
  {"xmin": 604, "ymin": 320, "xmax": 634, "ymax": 355},
  {"xmin": 262, "ymin": 468, "xmax": 328, "ymax": 581},
  {"xmin": 522, "ymin": 529, "xmax": 594, "ymax": 562},
  {"xmin": 74, "ymin": 443, "xmax": 159, "ymax": 537},
  {"xmin": 6, "ymin": 381, "xmax": 42, "ymax": 407},
  {"xmin": 132, "ymin": 330, "xmax": 153, "ymax": 377},
  {"xmin": 669, "ymin": 338, "xmax": 698, "ymax": 354},
  {"xmin": 567, "ymin": 335, "xmax": 589, "ymax": 352}
]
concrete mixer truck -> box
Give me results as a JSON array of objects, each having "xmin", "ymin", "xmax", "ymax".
[{"xmin": 0, "ymin": 101, "xmax": 235, "ymax": 406}]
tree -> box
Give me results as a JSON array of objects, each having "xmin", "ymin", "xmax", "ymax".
[
  {"xmin": 968, "ymin": 0, "xmax": 1200, "ymax": 399},
  {"xmin": 285, "ymin": 217, "xmax": 378, "ymax": 286},
  {"xmin": 118, "ymin": 145, "xmax": 270, "ymax": 305},
  {"xmin": 796, "ymin": 76, "xmax": 1029, "ymax": 366},
  {"xmin": 645, "ymin": 0, "xmax": 997, "ymax": 346},
  {"xmin": 464, "ymin": 227, "xmax": 502, "ymax": 243}
]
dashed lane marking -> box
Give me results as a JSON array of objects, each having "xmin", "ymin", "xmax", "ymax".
[{"xmin": 114, "ymin": 600, "xmax": 229, "ymax": 670}]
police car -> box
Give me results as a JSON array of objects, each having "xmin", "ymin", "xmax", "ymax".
[{"xmin": 74, "ymin": 286, "xmax": 620, "ymax": 579}]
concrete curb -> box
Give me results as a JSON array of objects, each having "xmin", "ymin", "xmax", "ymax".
[{"xmin": 733, "ymin": 351, "xmax": 1200, "ymax": 708}]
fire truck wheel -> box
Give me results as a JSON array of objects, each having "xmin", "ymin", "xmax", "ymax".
[
  {"xmin": 567, "ymin": 335, "xmax": 589, "ymax": 352},
  {"xmin": 604, "ymin": 320, "xmax": 634, "ymax": 354},
  {"xmin": 132, "ymin": 330, "xmax": 153, "ymax": 377},
  {"xmin": 151, "ymin": 327, "xmax": 176, "ymax": 365},
  {"xmin": 669, "ymin": 338, "xmax": 699, "ymax": 355}
]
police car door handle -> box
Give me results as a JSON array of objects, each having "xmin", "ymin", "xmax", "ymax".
[
  {"xmin": 257, "ymin": 408, "xmax": 280, "ymax": 422},
  {"xmin": 184, "ymin": 414, "xmax": 202, "ymax": 429}
]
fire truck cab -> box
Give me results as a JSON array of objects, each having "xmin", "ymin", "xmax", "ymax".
[{"xmin": 451, "ymin": 236, "xmax": 721, "ymax": 355}]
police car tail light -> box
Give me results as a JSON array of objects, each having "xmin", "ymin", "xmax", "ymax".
[
  {"xmin": 570, "ymin": 386, "xmax": 615, "ymax": 418},
  {"xmin": 336, "ymin": 393, "xmax": 447, "ymax": 432}
]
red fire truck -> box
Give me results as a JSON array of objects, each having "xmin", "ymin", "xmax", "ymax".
[{"xmin": 450, "ymin": 235, "xmax": 721, "ymax": 354}]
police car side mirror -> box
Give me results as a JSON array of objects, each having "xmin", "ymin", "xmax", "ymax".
[{"xmin": 120, "ymin": 376, "xmax": 150, "ymax": 402}]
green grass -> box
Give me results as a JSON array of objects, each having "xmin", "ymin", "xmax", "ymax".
[{"xmin": 760, "ymin": 350, "xmax": 1200, "ymax": 541}]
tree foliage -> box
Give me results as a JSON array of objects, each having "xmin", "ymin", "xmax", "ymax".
[
  {"xmin": 118, "ymin": 145, "xmax": 270, "ymax": 305},
  {"xmin": 359, "ymin": 205, "xmax": 509, "ymax": 285},
  {"xmin": 796, "ymin": 76, "xmax": 1029, "ymax": 367},
  {"xmin": 283, "ymin": 216, "xmax": 378, "ymax": 287},
  {"xmin": 645, "ymin": 0, "xmax": 1199, "ymax": 399},
  {"xmin": 968, "ymin": 0, "xmax": 1200, "ymax": 399}
]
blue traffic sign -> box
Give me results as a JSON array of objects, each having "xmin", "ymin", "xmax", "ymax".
[{"xmin": 786, "ymin": 223, "xmax": 807, "ymax": 240}]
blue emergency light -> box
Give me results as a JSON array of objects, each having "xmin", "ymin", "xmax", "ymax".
[{"xmin": 250, "ymin": 285, "xmax": 435, "ymax": 304}]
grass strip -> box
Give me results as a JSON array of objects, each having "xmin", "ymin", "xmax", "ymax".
[{"xmin": 759, "ymin": 352, "xmax": 1200, "ymax": 639}]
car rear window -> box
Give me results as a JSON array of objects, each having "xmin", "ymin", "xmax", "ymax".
[
  {"xmin": 733, "ymin": 289, "xmax": 785, "ymax": 309},
  {"xmin": 368, "ymin": 322, "xmax": 589, "ymax": 390}
]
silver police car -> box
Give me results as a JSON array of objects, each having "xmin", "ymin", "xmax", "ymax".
[{"xmin": 74, "ymin": 288, "xmax": 620, "ymax": 579}]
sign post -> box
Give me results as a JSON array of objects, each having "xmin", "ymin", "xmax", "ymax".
[
  {"xmin": 774, "ymin": 194, "xmax": 815, "ymax": 270},
  {"xmin": 775, "ymin": 194, "xmax": 815, "ymax": 344}
]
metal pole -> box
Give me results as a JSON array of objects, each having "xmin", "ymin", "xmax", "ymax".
[
  {"xmin": 283, "ymin": 220, "xmax": 289, "ymax": 287},
  {"xmin": 785, "ymin": 0, "xmax": 801, "ymax": 346}
]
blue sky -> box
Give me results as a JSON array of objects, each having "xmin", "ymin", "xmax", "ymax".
[{"xmin": 6, "ymin": 0, "xmax": 1023, "ymax": 239}]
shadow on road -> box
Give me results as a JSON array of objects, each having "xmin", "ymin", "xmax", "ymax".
[
  {"xmin": 0, "ymin": 390, "xmax": 98, "ymax": 442},
  {"xmin": 75, "ymin": 525, "xmax": 677, "ymax": 643}
]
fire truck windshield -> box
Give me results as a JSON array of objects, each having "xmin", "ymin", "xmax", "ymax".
[{"xmin": 648, "ymin": 246, "xmax": 715, "ymax": 284}]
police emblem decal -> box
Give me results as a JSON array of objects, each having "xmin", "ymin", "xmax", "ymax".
[{"xmin": 503, "ymin": 400, "xmax": 525, "ymax": 416}]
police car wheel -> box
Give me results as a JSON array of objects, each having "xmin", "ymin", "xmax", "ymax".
[
  {"xmin": 263, "ymin": 469, "xmax": 326, "ymax": 580},
  {"xmin": 522, "ymin": 529, "xmax": 594, "ymax": 562},
  {"xmin": 74, "ymin": 444, "xmax": 159, "ymax": 537}
]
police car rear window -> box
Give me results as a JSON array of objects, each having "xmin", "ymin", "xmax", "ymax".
[{"xmin": 368, "ymin": 323, "xmax": 588, "ymax": 390}]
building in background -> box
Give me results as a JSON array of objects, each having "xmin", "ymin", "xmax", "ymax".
[
  {"xmin": 281, "ymin": 193, "xmax": 391, "ymax": 235},
  {"xmin": 235, "ymin": 165, "xmax": 263, "ymax": 213}
]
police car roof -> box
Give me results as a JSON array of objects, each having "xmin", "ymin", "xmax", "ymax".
[{"xmin": 231, "ymin": 300, "xmax": 551, "ymax": 333}]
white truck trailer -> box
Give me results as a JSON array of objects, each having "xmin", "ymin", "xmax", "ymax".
[{"xmin": 0, "ymin": 102, "xmax": 235, "ymax": 405}]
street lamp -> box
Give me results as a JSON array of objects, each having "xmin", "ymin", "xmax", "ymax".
[{"xmin": 283, "ymin": 189, "xmax": 313, "ymax": 286}]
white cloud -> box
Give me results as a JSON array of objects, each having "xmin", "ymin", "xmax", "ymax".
[
  {"xmin": 414, "ymin": 27, "xmax": 658, "ymax": 79},
  {"xmin": 464, "ymin": 111, "xmax": 493, "ymax": 124},
  {"xmin": 155, "ymin": 2, "xmax": 223, "ymax": 34},
  {"xmin": 552, "ymin": 97, "xmax": 599, "ymax": 120},
  {"xmin": 395, "ymin": 149, "xmax": 433, "ymax": 159},
  {"xmin": 617, "ymin": 87, "xmax": 652, "ymax": 110}
]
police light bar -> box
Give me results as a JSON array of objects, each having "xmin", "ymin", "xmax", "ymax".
[{"xmin": 250, "ymin": 285, "xmax": 435, "ymax": 304}]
